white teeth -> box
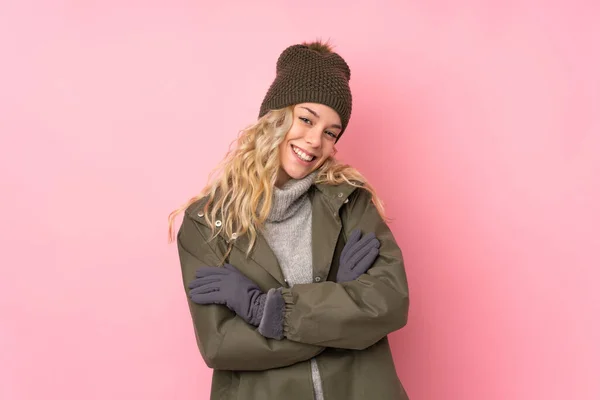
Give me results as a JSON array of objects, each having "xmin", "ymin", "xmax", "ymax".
[{"xmin": 292, "ymin": 145, "xmax": 315, "ymax": 162}]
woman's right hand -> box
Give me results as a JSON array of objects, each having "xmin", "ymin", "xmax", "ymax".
[{"xmin": 336, "ymin": 229, "xmax": 380, "ymax": 283}]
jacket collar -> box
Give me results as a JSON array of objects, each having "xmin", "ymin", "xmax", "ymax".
[
  {"xmin": 314, "ymin": 181, "xmax": 360, "ymax": 211},
  {"xmin": 187, "ymin": 181, "xmax": 361, "ymax": 285}
]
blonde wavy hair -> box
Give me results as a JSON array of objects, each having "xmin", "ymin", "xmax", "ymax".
[{"xmin": 167, "ymin": 105, "xmax": 387, "ymax": 256}]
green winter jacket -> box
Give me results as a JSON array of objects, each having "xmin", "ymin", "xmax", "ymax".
[{"xmin": 176, "ymin": 182, "xmax": 410, "ymax": 399}]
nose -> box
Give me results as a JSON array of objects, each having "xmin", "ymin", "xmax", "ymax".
[{"xmin": 305, "ymin": 126, "xmax": 322, "ymax": 148}]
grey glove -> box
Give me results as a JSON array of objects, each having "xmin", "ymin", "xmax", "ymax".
[
  {"xmin": 188, "ymin": 264, "xmax": 266, "ymax": 326},
  {"xmin": 337, "ymin": 229, "xmax": 380, "ymax": 283}
]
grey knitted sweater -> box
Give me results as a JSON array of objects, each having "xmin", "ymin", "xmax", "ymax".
[{"xmin": 261, "ymin": 171, "xmax": 324, "ymax": 400}]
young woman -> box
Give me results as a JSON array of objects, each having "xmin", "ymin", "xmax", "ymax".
[{"xmin": 169, "ymin": 40, "xmax": 410, "ymax": 400}]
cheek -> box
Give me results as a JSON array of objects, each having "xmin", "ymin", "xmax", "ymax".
[
  {"xmin": 285, "ymin": 124, "xmax": 301, "ymax": 139},
  {"xmin": 279, "ymin": 125, "xmax": 301, "ymax": 152},
  {"xmin": 320, "ymin": 142, "xmax": 335, "ymax": 158}
]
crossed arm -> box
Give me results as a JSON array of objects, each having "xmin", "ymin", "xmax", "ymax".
[{"xmin": 177, "ymin": 189, "xmax": 409, "ymax": 371}]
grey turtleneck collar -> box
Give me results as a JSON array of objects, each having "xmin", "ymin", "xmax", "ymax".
[{"xmin": 267, "ymin": 172, "xmax": 317, "ymax": 222}]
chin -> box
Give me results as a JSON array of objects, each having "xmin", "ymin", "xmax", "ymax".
[{"xmin": 286, "ymin": 169, "xmax": 310, "ymax": 180}]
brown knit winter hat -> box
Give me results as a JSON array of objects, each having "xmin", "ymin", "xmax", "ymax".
[{"xmin": 258, "ymin": 41, "xmax": 353, "ymax": 140}]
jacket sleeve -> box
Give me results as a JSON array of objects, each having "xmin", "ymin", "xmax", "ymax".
[
  {"xmin": 177, "ymin": 211, "xmax": 326, "ymax": 371},
  {"xmin": 280, "ymin": 188, "xmax": 410, "ymax": 350}
]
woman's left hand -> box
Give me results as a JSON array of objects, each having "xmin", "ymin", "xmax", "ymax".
[{"xmin": 188, "ymin": 264, "xmax": 266, "ymax": 326}]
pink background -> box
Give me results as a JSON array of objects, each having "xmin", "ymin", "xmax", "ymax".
[{"xmin": 1, "ymin": 1, "xmax": 599, "ymax": 399}]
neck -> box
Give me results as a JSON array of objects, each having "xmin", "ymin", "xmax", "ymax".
[
  {"xmin": 275, "ymin": 168, "xmax": 290, "ymax": 188},
  {"xmin": 268, "ymin": 171, "xmax": 317, "ymax": 222}
]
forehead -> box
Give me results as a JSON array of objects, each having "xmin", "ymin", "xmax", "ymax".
[{"xmin": 295, "ymin": 103, "xmax": 341, "ymax": 122}]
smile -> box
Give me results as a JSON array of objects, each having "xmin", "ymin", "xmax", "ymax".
[{"xmin": 292, "ymin": 145, "xmax": 316, "ymax": 162}]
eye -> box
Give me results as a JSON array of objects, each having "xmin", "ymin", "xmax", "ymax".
[
  {"xmin": 299, "ymin": 116, "xmax": 338, "ymax": 140},
  {"xmin": 325, "ymin": 131, "xmax": 338, "ymax": 140}
]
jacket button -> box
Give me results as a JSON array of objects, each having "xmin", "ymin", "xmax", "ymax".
[
  {"xmin": 338, "ymin": 192, "xmax": 343, "ymax": 198},
  {"xmin": 231, "ymin": 233, "xmax": 237, "ymax": 239},
  {"xmin": 215, "ymin": 220, "xmax": 222, "ymax": 227},
  {"xmin": 344, "ymin": 198, "xmax": 349, "ymax": 204},
  {"xmin": 197, "ymin": 212, "xmax": 204, "ymax": 217},
  {"xmin": 314, "ymin": 276, "xmax": 321, "ymax": 282}
]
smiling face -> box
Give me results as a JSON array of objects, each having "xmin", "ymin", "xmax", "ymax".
[{"xmin": 276, "ymin": 103, "xmax": 342, "ymax": 187}]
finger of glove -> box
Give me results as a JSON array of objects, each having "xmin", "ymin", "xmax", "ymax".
[
  {"xmin": 340, "ymin": 229, "xmax": 362, "ymax": 262},
  {"xmin": 188, "ymin": 274, "xmax": 225, "ymax": 288},
  {"xmin": 189, "ymin": 280, "xmax": 222, "ymax": 293},
  {"xmin": 352, "ymin": 247, "xmax": 380, "ymax": 276},
  {"xmin": 188, "ymin": 275, "xmax": 222, "ymax": 289},
  {"xmin": 344, "ymin": 232, "xmax": 378, "ymax": 264},
  {"xmin": 190, "ymin": 290, "xmax": 226, "ymax": 305},
  {"xmin": 348, "ymin": 237, "xmax": 380, "ymax": 269},
  {"xmin": 195, "ymin": 266, "xmax": 230, "ymax": 278},
  {"xmin": 189, "ymin": 284, "xmax": 221, "ymax": 296},
  {"xmin": 190, "ymin": 279, "xmax": 223, "ymax": 290}
]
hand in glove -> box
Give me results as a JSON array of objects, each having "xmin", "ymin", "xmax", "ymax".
[
  {"xmin": 337, "ymin": 229, "xmax": 381, "ymax": 283},
  {"xmin": 188, "ymin": 264, "xmax": 266, "ymax": 326},
  {"xmin": 189, "ymin": 264, "xmax": 283, "ymax": 339}
]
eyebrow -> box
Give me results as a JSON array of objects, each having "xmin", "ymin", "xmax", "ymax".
[{"xmin": 300, "ymin": 107, "xmax": 342, "ymax": 130}]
